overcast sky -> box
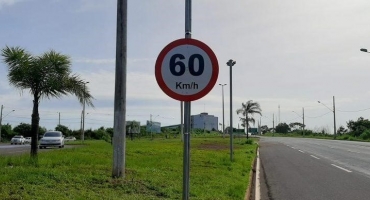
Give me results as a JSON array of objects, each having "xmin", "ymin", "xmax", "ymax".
[{"xmin": 1, "ymin": 0, "xmax": 370, "ymax": 133}]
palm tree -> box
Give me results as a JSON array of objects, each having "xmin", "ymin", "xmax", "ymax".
[
  {"xmin": 1, "ymin": 46, "xmax": 94, "ymax": 159},
  {"xmin": 236, "ymin": 100, "xmax": 262, "ymax": 140}
]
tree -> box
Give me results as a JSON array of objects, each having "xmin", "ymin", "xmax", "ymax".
[
  {"xmin": 2, "ymin": 46, "xmax": 94, "ymax": 159},
  {"xmin": 236, "ymin": 100, "xmax": 262, "ymax": 140},
  {"xmin": 346, "ymin": 117, "xmax": 370, "ymax": 137},
  {"xmin": 13, "ymin": 123, "xmax": 32, "ymax": 137},
  {"xmin": 289, "ymin": 122, "xmax": 305, "ymax": 132},
  {"xmin": 260, "ymin": 125, "xmax": 269, "ymax": 134},
  {"xmin": 337, "ymin": 126, "xmax": 347, "ymax": 136},
  {"xmin": 275, "ymin": 123, "xmax": 290, "ymax": 134},
  {"xmin": 1, "ymin": 123, "xmax": 13, "ymax": 141},
  {"xmin": 55, "ymin": 124, "xmax": 72, "ymax": 136}
]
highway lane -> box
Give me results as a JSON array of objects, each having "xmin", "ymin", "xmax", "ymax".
[
  {"xmin": 0, "ymin": 143, "xmax": 75, "ymax": 155},
  {"xmin": 259, "ymin": 137, "xmax": 370, "ymax": 200}
]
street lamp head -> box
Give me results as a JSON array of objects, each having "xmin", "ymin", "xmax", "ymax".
[
  {"xmin": 317, "ymin": 101, "xmax": 320, "ymax": 103},
  {"xmin": 226, "ymin": 59, "xmax": 236, "ymax": 67},
  {"xmin": 360, "ymin": 48, "xmax": 368, "ymax": 53}
]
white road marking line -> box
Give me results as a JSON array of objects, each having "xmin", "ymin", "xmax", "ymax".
[
  {"xmin": 291, "ymin": 147, "xmax": 296, "ymax": 149},
  {"xmin": 298, "ymin": 150, "xmax": 305, "ymax": 153},
  {"xmin": 348, "ymin": 150, "xmax": 361, "ymax": 154},
  {"xmin": 255, "ymin": 148, "xmax": 261, "ymax": 200},
  {"xmin": 310, "ymin": 155, "xmax": 320, "ymax": 159},
  {"xmin": 331, "ymin": 164, "xmax": 352, "ymax": 173}
]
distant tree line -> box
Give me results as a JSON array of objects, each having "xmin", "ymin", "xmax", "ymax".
[{"xmin": 261, "ymin": 116, "xmax": 370, "ymax": 140}]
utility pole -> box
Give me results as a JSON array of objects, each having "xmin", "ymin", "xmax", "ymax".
[
  {"xmin": 0, "ymin": 105, "xmax": 3, "ymax": 142},
  {"xmin": 302, "ymin": 107, "xmax": 305, "ymax": 135},
  {"xmin": 278, "ymin": 105, "xmax": 280, "ymax": 124},
  {"xmin": 273, "ymin": 113, "xmax": 275, "ymax": 136},
  {"xmin": 150, "ymin": 114, "xmax": 153, "ymax": 139},
  {"xmin": 181, "ymin": 101, "xmax": 183, "ymax": 141},
  {"xmin": 58, "ymin": 112, "xmax": 60, "ymax": 126},
  {"xmin": 82, "ymin": 82, "xmax": 89, "ymax": 142},
  {"xmin": 333, "ymin": 96, "xmax": 337, "ymax": 139},
  {"xmin": 219, "ymin": 84, "xmax": 226, "ymax": 138},
  {"xmin": 80, "ymin": 111, "xmax": 83, "ymax": 137},
  {"xmin": 112, "ymin": 0, "xmax": 127, "ymax": 178}
]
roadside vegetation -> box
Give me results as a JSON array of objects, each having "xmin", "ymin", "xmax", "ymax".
[
  {"xmin": 0, "ymin": 135, "xmax": 257, "ymax": 200},
  {"xmin": 262, "ymin": 116, "xmax": 370, "ymax": 142}
]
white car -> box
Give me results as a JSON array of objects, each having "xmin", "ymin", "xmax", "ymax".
[
  {"xmin": 24, "ymin": 137, "xmax": 32, "ymax": 144},
  {"xmin": 64, "ymin": 136, "xmax": 76, "ymax": 142},
  {"xmin": 39, "ymin": 131, "xmax": 64, "ymax": 149},
  {"xmin": 11, "ymin": 135, "xmax": 25, "ymax": 145}
]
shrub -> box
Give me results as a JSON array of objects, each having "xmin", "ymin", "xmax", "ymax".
[{"xmin": 359, "ymin": 130, "xmax": 370, "ymax": 140}]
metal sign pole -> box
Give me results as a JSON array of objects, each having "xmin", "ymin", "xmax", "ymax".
[{"xmin": 183, "ymin": 1, "xmax": 191, "ymax": 199}]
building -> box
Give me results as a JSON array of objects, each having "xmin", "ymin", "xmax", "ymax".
[
  {"xmin": 146, "ymin": 120, "xmax": 161, "ymax": 133},
  {"xmin": 191, "ymin": 112, "xmax": 218, "ymax": 131}
]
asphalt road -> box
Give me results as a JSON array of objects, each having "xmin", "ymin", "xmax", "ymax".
[
  {"xmin": 259, "ymin": 137, "xmax": 370, "ymax": 200},
  {"xmin": 0, "ymin": 143, "xmax": 75, "ymax": 155}
]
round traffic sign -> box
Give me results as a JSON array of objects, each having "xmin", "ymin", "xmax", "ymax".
[{"xmin": 155, "ymin": 38, "xmax": 219, "ymax": 101}]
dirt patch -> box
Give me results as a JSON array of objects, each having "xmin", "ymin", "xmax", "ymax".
[{"xmin": 197, "ymin": 143, "xmax": 229, "ymax": 150}]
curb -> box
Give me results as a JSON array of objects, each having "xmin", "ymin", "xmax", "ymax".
[{"xmin": 244, "ymin": 145, "xmax": 259, "ymax": 200}]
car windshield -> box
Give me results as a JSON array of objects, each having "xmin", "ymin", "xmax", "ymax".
[{"xmin": 44, "ymin": 132, "xmax": 62, "ymax": 137}]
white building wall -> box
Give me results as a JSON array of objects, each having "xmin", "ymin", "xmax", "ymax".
[{"xmin": 191, "ymin": 112, "xmax": 218, "ymax": 131}]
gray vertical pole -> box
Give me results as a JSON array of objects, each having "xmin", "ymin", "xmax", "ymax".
[
  {"xmin": 181, "ymin": 101, "xmax": 184, "ymax": 141},
  {"xmin": 0, "ymin": 105, "xmax": 3, "ymax": 142},
  {"xmin": 183, "ymin": 0, "xmax": 191, "ymax": 199},
  {"xmin": 59, "ymin": 112, "xmax": 60, "ymax": 126},
  {"xmin": 82, "ymin": 82, "xmax": 88, "ymax": 142},
  {"xmin": 272, "ymin": 113, "xmax": 274, "ymax": 136},
  {"xmin": 222, "ymin": 85, "xmax": 225, "ymax": 138},
  {"xmin": 112, "ymin": 0, "xmax": 127, "ymax": 178},
  {"xmin": 333, "ymin": 96, "xmax": 336, "ymax": 139},
  {"xmin": 80, "ymin": 110, "xmax": 83, "ymax": 139},
  {"xmin": 229, "ymin": 64, "xmax": 233, "ymax": 161},
  {"xmin": 302, "ymin": 107, "xmax": 305, "ymax": 135},
  {"xmin": 150, "ymin": 114, "xmax": 153, "ymax": 139}
]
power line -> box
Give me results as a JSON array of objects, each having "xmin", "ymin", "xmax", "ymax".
[
  {"xmin": 337, "ymin": 107, "xmax": 370, "ymax": 113},
  {"xmin": 305, "ymin": 111, "xmax": 331, "ymax": 119}
]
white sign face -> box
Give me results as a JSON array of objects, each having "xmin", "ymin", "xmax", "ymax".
[
  {"xmin": 155, "ymin": 38, "xmax": 218, "ymax": 101},
  {"xmin": 161, "ymin": 44, "xmax": 212, "ymax": 95}
]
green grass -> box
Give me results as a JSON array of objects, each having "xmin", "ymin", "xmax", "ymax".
[{"xmin": 0, "ymin": 137, "xmax": 257, "ymax": 200}]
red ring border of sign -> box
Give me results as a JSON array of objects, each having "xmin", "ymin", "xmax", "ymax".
[{"xmin": 155, "ymin": 38, "xmax": 219, "ymax": 102}]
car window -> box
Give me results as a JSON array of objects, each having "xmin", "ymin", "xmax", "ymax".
[{"xmin": 44, "ymin": 132, "xmax": 62, "ymax": 137}]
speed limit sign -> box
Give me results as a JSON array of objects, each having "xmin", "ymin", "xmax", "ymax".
[{"xmin": 155, "ymin": 38, "xmax": 219, "ymax": 101}]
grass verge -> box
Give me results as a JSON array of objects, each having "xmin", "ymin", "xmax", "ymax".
[{"xmin": 0, "ymin": 137, "xmax": 257, "ymax": 200}]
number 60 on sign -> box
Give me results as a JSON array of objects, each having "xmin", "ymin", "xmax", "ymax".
[{"xmin": 155, "ymin": 38, "xmax": 219, "ymax": 102}]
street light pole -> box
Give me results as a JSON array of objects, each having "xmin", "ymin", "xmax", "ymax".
[
  {"xmin": 302, "ymin": 107, "xmax": 305, "ymax": 133},
  {"xmin": 227, "ymin": 59, "xmax": 236, "ymax": 161},
  {"xmin": 0, "ymin": 105, "xmax": 2, "ymax": 143},
  {"xmin": 333, "ymin": 96, "xmax": 337, "ymax": 139},
  {"xmin": 318, "ymin": 96, "xmax": 337, "ymax": 139},
  {"xmin": 82, "ymin": 81, "xmax": 89, "ymax": 142},
  {"xmin": 219, "ymin": 83, "xmax": 227, "ymax": 138},
  {"xmin": 0, "ymin": 105, "xmax": 15, "ymax": 142}
]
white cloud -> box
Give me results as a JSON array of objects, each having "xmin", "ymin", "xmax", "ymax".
[{"xmin": 0, "ymin": 0, "xmax": 24, "ymax": 9}]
